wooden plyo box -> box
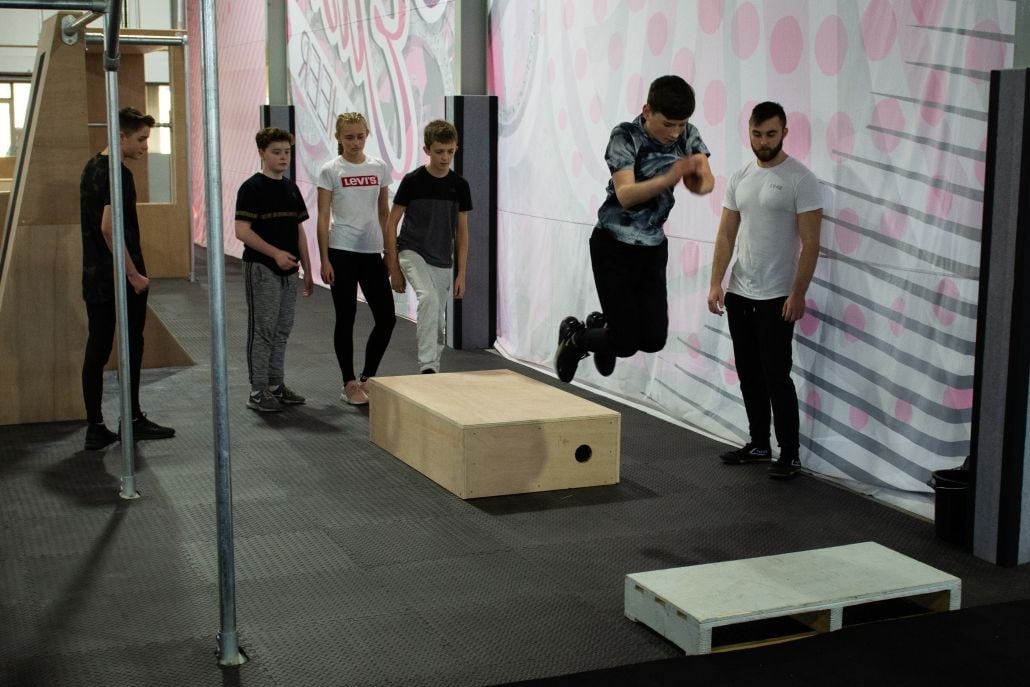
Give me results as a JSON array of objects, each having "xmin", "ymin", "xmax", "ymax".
[
  {"xmin": 368, "ymin": 370, "xmax": 620, "ymax": 499},
  {"xmin": 625, "ymin": 542, "xmax": 961, "ymax": 655}
]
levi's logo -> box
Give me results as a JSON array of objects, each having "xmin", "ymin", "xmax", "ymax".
[{"xmin": 341, "ymin": 175, "xmax": 378, "ymax": 187}]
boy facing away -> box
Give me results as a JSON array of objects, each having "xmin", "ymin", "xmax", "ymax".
[
  {"xmin": 234, "ymin": 127, "xmax": 313, "ymax": 411},
  {"xmin": 555, "ymin": 75, "xmax": 714, "ymax": 383},
  {"xmin": 384, "ymin": 120, "xmax": 473, "ymax": 374},
  {"xmin": 79, "ymin": 106, "xmax": 176, "ymax": 450}
]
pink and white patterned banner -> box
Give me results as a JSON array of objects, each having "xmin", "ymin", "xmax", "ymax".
[{"xmin": 489, "ymin": 0, "xmax": 1016, "ymax": 514}]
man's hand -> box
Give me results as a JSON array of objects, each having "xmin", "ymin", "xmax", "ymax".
[
  {"xmin": 128, "ymin": 272, "xmax": 150, "ymax": 294},
  {"xmin": 782, "ymin": 293, "xmax": 806, "ymax": 322},
  {"xmin": 707, "ymin": 284, "xmax": 725, "ymax": 315}
]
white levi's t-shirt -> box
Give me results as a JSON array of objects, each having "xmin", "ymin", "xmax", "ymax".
[
  {"xmin": 723, "ymin": 156, "xmax": 823, "ymax": 300},
  {"xmin": 317, "ymin": 155, "xmax": 388, "ymax": 253}
]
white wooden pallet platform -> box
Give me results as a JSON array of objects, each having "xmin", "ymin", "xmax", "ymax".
[{"xmin": 625, "ymin": 541, "xmax": 961, "ymax": 655}]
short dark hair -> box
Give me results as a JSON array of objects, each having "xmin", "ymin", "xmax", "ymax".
[
  {"xmin": 118, "ymin": 107, "xmax": 155, "ymax": 134},
  {"xmin": 255, "ymin": 127, "xmax": 294, "ymax": 150},
  {"xmin": 750, "ymin": 101, "xmax": 787, "ymax": 128},
  {"xmin": 423, "ymin": 119, "xmax": 457, "ymax": 148},
  {"xmin": 646, "ymin": 76, "xmax": 695, "ymax": 120}
]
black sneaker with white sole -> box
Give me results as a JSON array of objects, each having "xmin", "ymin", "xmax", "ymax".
[
  {"xmin": 554, "ymin": 316, "xmax": 587, "ymax": 383},
  {"xmin": 84, "ymin": 423, "xmax": 119, "ymax": 451},
  {"xmin": 585, "ymin": 311, "xmax": 616, "ymax": 376},
  {"xmin": 768, "ymin": 456, "xmax": 801, "ymax": 479},
  {"xmin": 131, "ymin": 413, "xmax": 176, "ymax": 439},
  {"xmin": 720, "ymin": 443, "xmax": 772, "ymax": 464}
]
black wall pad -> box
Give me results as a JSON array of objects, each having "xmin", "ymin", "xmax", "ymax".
[
  {"xmin": 445, "ymin": 95, "xmax": 498, "ymax": 350},
  {"xmin": 969, "ymin": 68, "xmax": 1030, "ymax": 566}
]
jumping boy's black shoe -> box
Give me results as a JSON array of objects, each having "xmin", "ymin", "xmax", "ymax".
[
  {"xmin": 84, "ymin": 423, "xmax": 119, "ymax": 451},
  {"xmin": 720, "ymin": 443, "xmax": 772, "ymax": 464},
  {"xmin": 585, "ymin": 311, "xmax": 616, "ymax": 377},
  {"xmin": 768, "ymin": 456, "xmax": 801, "ymax": 479},
  {"xmin": 555, "ymin": 316, "xmax": 587, "ymax": 383}
]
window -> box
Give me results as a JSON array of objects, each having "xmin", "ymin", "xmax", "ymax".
[{"xmin": 0, "ymin": 79, "xmax": 32, "ymax": 158}]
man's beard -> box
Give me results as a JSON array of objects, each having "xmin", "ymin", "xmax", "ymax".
[{"xmin": 752, "ymin": 139, "xmax": 783, "ymax": 162}]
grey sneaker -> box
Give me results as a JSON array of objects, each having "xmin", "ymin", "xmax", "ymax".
[
  {"xmin": 247, "ymin": 390, "xmax": 282, "ymax": 412},
  {"xmin": 270, "ymin": 384, "xmax": 305, "ymax": 405}
]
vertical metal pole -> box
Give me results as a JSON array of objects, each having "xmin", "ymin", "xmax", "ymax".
[
  {"xmin": 103, "ymin": 4, "xmax": 139, "ymax": 501},
  {"xmin": 198, "ymin": 0, "xmax": 245, "ymax": 667}
]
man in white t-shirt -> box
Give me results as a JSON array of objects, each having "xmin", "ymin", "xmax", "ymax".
[{"xmin": 707, "ymin": 102, "xmax": 824, "ymax": 479}]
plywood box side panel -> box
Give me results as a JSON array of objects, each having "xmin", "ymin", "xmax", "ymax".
[
  {"xmin": 465, "ymin": 417, "xmax": 620, "ymax": 498},
  {"xmin": 370, "ymin": 388, "xmax": 467, "ymax": 497}
]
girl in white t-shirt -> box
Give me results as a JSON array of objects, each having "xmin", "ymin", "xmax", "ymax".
[{"xmin": 317, "ymin": 113, "xmax": 396, "ymax": 405}]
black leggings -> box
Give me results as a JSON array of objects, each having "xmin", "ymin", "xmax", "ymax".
[
  {"xmin": 82, "ymin": 290, "xmax": 148, "ymax": 425},
  {"xmin": 582, "ymin": 228, "xmax": 669, "ymax": 358},
  {"xmin": 724, "ymin": 292, "xmax": 799, "ymax": 454},
  {"xmin": 328, "ymin": 249, "xmax": 396, "ymax": 383}
]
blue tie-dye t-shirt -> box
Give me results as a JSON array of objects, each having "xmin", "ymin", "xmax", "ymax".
[{"xmin": 595, "ymin": 114, "xmax": 710, "ymax": 246}]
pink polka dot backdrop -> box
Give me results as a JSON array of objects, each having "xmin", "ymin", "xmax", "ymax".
[{"xmin": 485, "ymin": 0, "xmax": 1015, "ymax": 506}]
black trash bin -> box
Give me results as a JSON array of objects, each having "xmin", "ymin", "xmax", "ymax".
[{"xmin": 928, "ymin": 468, "xmax": 970, "ymax": 548}]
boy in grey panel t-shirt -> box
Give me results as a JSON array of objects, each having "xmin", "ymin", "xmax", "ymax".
[
  {"xmin": 384, "ymin": 120, "xmax": 473, "ymax": 373},
  {"xmin": 554, "ymin": 75, "xmax": 715, "ymax": 384}
]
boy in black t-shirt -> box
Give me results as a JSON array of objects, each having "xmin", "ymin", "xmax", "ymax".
[
  {"xmin": 234, "ymin": 128, "xmax": 313, "ymax": 411},
  {"xmin": 79, "ymin": 106, "xmax": 175, "ymax": 451},
  {"xmin": 383, "ymin": 120, "xmax": 472, "ymax": 373}
]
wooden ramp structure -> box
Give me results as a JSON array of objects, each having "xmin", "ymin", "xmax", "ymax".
[{"xmin": 0, "ymin": 13, "xmax": 193, "ymax": 426}]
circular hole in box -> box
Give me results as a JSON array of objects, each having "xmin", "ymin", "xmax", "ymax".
[{"xmin": 575, "ymin": 444, "xmax": 592, "ymax": 463}]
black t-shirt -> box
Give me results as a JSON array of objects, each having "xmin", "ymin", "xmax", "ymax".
[
  {"xmin": 394, "ymin": 167, "xmax": 472, "ymax": 268},
  {"xmin": 234, "ymin": 173, "xmax": 309, "ymax": 276},
  {"xmin": 79, "ymin": 153, "xmax": 145, "ymax": 304}
]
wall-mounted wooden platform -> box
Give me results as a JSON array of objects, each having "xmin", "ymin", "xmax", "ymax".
[{"xmin": 368, "ymin": 369, "xmax": 620, "ymax": 499}]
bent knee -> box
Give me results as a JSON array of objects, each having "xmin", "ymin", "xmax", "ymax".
[{"xmin": 638, "ymin": 336, "xmax": 666, "ymax": 354}]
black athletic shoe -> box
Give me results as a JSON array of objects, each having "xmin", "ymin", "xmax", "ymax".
[
  {"xmin": 84, "ymin": 423, "xmax": 119, "ymax": 451},
  {"xmin": 127, "ymin": 413, "xmax": 176, "ymax": 440},
  {"xmin": 585, "ymin": 311, "xmax": 616, "ymax": 377},
  {"xmin": 768, "ymin": 456, "xmax": 801, "ymax": 479},
  {"xmin": 720, "ymin": 443, "xmax": 772, "ymax": 464},
  {"xmin": 555, "ymin": 316, "xmax": 587, "ymax": 383}
]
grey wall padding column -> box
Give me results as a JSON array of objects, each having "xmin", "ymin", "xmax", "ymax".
[
  {"xmin": 445, "ymin": 95, "xmax": 497, "ymax": 350},
  {"xmin": 970, "ymin": 68, "xmax": 1030, "ymax": 566}
]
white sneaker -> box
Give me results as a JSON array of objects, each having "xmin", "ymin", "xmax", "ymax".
[{"xmin": 341, "ymin": 380, "xmax": 369, "ymax": 405}]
